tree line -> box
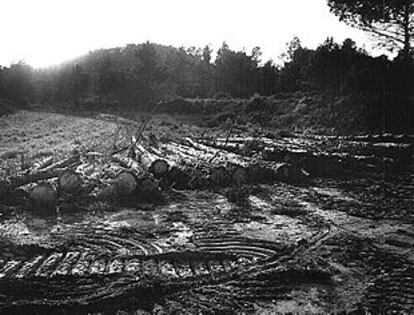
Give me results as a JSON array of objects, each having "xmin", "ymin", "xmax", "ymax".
[
  {"xmin": 0, "ymin": 0, "xmax": 412, "ymax": 131},
  {"xmin": 0, "ymin": 37, "xmax": 412, "ymax": 104}
]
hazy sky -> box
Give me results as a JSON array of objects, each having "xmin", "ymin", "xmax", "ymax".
[{"xmin": 0, "ymin": 0, "xmax": 378, "ymax": 68}]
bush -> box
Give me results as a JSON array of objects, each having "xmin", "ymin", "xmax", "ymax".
[
  {"xmin": 271, "ymin": 112, "xmax": 300, "ymax": 129},
  {"xmin": 214, "ymin": 91, "xmax": 232, "ymax": 100},
  {"xmin": 159, "ymin": 97, "xmax": 193, "ymax": 114},
  {"xmin": 244, "ymin": 94, "xmax": 269, "ymax": 113},
  {"xmin": 207, "ymin": 110, "xmax": 236, "ymax": 127},
  {"xmin": 294, "ymin": 102, "xmax": 308, "ymax": 114},
  {"xmin": 0, "ymin": 98, "xmax": 14, "ymax": 116}
]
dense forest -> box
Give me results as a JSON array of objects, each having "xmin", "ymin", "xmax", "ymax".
[
  {"xmin": 0, "ymin": 0, "xmax": 413, "ymax": 134},
  {"xmin": 0, "ymin": 38, "xmax": 412, "ymax": 133}
]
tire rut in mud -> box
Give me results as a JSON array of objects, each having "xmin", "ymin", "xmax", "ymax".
[
  {"xmin": 0, "ymin": 224, "xmax": 332, "ymax": 314},
  {"xmin": 317, "ymin": 233, "xmax": 414, "ymax": 313}
]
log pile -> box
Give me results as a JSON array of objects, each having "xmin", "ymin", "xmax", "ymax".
[
  {"xmin": 2, "ymin": 131, "xmax": 409, "ymax": 216},
  {"xmin": 0, "ymin": 136, "xmax": 311, "ymax": 216},
  {"xmin": 197, "ymin": 134, "xmax": 413, "ymax": 177}
]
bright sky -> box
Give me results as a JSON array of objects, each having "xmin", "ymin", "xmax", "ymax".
[{"xmin": 0, "ymin": 0, "xmax": 380, "ymax": 68}]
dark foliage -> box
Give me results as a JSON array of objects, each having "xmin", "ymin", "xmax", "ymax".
[
  {"xmin": 0, "ymin": 38, "xmax": 412, "ymax": 132},
  {"xmin": 327, "ymin": 0, "xmax": 413, "ymax": 57}
]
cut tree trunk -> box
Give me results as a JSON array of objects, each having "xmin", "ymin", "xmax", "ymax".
[
  {"xmin": 164, "ymin": 166, "xmax": 191, "ymax": 190},
  {"xmin": 58, "ymin": 170, "xmax": 83, "ymax": 194},
  {"xmin": 0, "ymin": 155, "xmax": 80, "ymax": 192},
  {"xmin": 164, "ymin": 140, "xmax": 307, "ymax": 186},
  {"xmin": 163, "ymin": 142, "xmax": 234, "ymax": 187},
  {"xmin": 1, "ymin": 188, "xmax": 28, "ymax": 206},
  {"xmin": 113, "ymin": 172, "xmax": 137, "ymax": 196},
  {"xmin": 111, "ymin": 153, "xmax": 164, "ymax": 203},
  {"xmin": 137, "ymin": 177, "xmax": 164, "ymax": 203},
  {"xmin": 42, "ymin": 155, "xmax": 80, "ymax": 172},
  {"xmin": 209, "ymin": 166, "xmax": 231, "ymax": 187},
  {"xmin": 271, "ymin": 162, "xmax": 307, "ymax": 183},
  {"xmin": 0, "ymin": 168, "xmax": 64, "ymax": 193},
  {"xmin": 31, "ymin": 156, "xmax": 54, "ymax": 172},
  {"xmin": 134, "ymin": 143, "xmax": 169, "ymax": 178},
  {"xmin": 111, "ymin": 154, "xmax": 146, "ymax": 178},
  {"xmin": 96, "ymin": 172, "xmax": 137, "ymax": 202},
  {"xmin": 29, "ymin": 183, "xmax": 56, "ymax": 215},
  {"xmin": 231, "ymin": 164, "xmax": 249, "ymax": 184}
]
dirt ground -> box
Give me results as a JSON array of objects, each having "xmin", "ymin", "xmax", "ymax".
[{"xmin": 0, "ymin": 110, "xmax": 413, "ymax": 314}]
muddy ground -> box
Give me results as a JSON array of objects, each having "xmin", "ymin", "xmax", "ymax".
[{"xmin": 0, "ymin": 110, "xmax": 413, "ymax": 314}]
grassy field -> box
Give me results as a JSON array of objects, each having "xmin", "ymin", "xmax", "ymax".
[
  {"xmin": 0, "ymin": 110, "xmax": 204, "ymax": 177},
  {"xmin": 0, "ymin": 111, "xmax": 118, "ymax": 173}
]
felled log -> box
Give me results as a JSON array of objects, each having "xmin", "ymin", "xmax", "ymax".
[
  {"xmin": 96, "ymin": 172, "xmax": 137, "ymax": 202},
  {"xmin": 164, "ymin": 166, "xmax": 191, "ymax": 189},
  {"xmin": 29, "ymin": 183, "xmax": 56, "ymax": 215},
  {"xmin": 113, "ymin": 172, "xmax": 137, "ymax": 196},
  {"xmin": 347, "ymin": 133, "xmax": 414, "ymax": 143},
  {"xmin": 197, "ymin": 138, "xmax": 259, "ymax": 156},
  {"xmin": 58, "ymin": 170, "xmax": 83, "ymax": 194},
  {"xmin": 42, "ymin": 155, "xmax": 80, "ymax": 172},
  {"xmin": 111, "ymin": 154, "xmax": 145, "ymax": 178},
  {"xmin": 165, "ymin": 140, "xmax": 305, "ymax": 186},
  {"xmin": 0, "ymin": 168, "xmax": 64, "ymax": 193},
  {"xmin": 96, "ymin": 167, "xmax": 163, "ymax": 204},
  {"xmin": 272, "ymin": 162, "xmax": 308, "ymax": 183},
  {"xmin": 298, "ymin": 154, "xmax": 339, "ymax": 177},
  {"xmin": 0, "ymin": 188, "xmax": 28, "ymax": 206},
  {"xmin": 231, "ymin": 164, "xmax": 249, "ymax": 184},
  {"xmin": 134, "ymin": 143, "xmax": 169, "ymax": 178},
  {"xmin": 209, "ymin": 166, "xmax": 231, "ymax": 187},
  {"xmin": 136, "ymin": 177, "xmax": 164, "ymax": 203},
  {"xmin": 31, "ymin": 156, "xmax": 54, "ymax": 172},
  {"xmin": 0, "ymin": 155, "xmax": 80, "ymax": 193},
  {"xmin": 163, "ymin": 142, "xmax": 234, "ymax": 187}
]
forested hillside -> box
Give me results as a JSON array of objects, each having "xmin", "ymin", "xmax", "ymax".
[{"xmin": 0, "ymin": 38, "xmax": 413, "ymax": 133}]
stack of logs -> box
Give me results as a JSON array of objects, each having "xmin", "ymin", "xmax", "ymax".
[
  {"xmin": 1, "ymin": 133, "xmax": 410, "ymax": 216},
  {"xmin": 198, "ymin": 134, "xmax": 413, "ymax": 177},
  {"xmin": 0, "ymin": 136, "xmax": 309, "ymax": 215}
]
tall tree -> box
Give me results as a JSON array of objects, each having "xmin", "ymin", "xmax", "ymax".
[
  {"xmin": 3, "ymin": 62, "xmax": 33, "ymax": 104},
  {"xmin": 327, "ymin": 0, "xmax": 413, "ymax": 57}
]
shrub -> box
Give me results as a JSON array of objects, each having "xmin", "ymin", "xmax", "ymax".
[
  {"xmin": 0, "ymin": 98, "xmax": 14, "ymax": 116},
  {"xmin": 214, "ymin": 91, "xmax": 232, "ymax": 100},
  {"xmin": 207, "ymin": 110, "xmax": 236, "ymax": 127},
  {"xmin": 160, "ymin": 97, "xmax": 193, "ymax": 114},
  {"xmin": 271, "ymin": 112, "xmax": 300, "ymax": 129},
  {"xmin": 244, "ymin": 94, "xmax": 269, "ymax": 113}
]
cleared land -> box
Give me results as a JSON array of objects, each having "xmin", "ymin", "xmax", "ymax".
[{"xmin": 0, "ymin": 110, "xmax": 413, "ymax": 314}]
